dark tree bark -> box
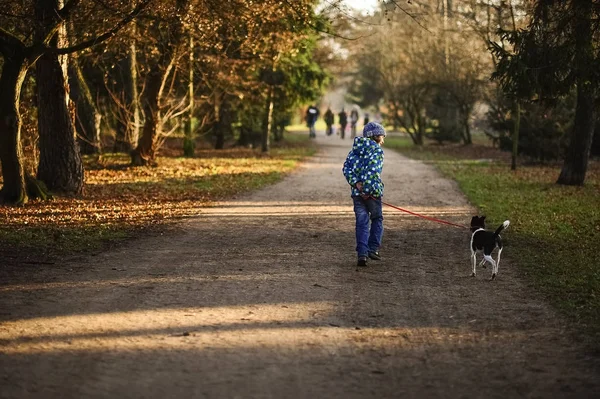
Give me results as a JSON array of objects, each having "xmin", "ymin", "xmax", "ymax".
[
  {"xmin": 462, "ymin": 114, "xmax": 472, "ymax": 145},
  {"xmin": 557, "ymin": 0, "xmax": 596, "ymax": 186},
  {"xmin": 214, "ymin": 98, "xmax": 234, "ymax": 150},
  {"xmin": 456, "ymin": 102, "xmax": 473, "ymax": 145},
  {"xmin": 130, "ymin": 65, "xmax": 162, "ymax": 165},
  {"xmin": 35, "ymin": 0, "xmax": 84, "ymax": 195},
  {"xmin": 237, "ymin": 126, "xmax": 253, "ymax": 147},
  {"xmin": 0, "ymin": 49, "xmax": 30, "ymax": 205},
  {"xmin": 557, "ymin": 84, "xmax": 596, "ymax": 185},
  {"xmin": 69, "ymin": 61, "xmax": 101, "ymax": 155}
]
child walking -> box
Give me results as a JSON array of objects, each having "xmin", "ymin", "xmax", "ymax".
[{"xmin": 342, "ymin": 122, "xmax": 386, "ymax": 267}]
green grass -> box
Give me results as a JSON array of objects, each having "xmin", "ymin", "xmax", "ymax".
[
  {"xmin": 287, "ymin": 120, "xmax": 328, "ymax": 132},
  {"xmin": 390, "ymin": 142, "xmax": 600, "ymax": 346}
]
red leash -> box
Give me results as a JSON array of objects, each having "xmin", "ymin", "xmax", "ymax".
[
  {"xmin": 381, "ymin": 200, "xmax": 469, "ymax": 229},
  {"xmin": 365, "ymin": 195, "xmax": 469, "ymax": 229}
]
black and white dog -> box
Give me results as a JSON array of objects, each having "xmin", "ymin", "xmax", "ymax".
[{"xmin": 470, "ymin": 216, "xmax": 510, "ymax": 280}]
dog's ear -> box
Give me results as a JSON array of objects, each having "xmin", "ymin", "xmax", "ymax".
[{"xmin": 481, "ymin": 216, "xmax": 486, "ymax": 221}]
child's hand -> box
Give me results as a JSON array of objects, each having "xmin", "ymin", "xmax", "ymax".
[{"xmin": 356, "ymin": 182, "xmax": 370, "ymax": 199}]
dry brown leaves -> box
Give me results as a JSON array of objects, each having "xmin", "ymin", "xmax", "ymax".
[{"xmin": 0, "ymin": 146, "xmax": 310, "ymax": 243}]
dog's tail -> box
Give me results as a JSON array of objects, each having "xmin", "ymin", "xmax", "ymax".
[{"xmin": 494, "ymin": 220, "xmax": 510, "ymax": 236}]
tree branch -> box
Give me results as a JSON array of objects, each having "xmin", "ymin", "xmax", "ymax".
[
  {"xmin": 0, "ymin": 27, "xmax": 25, "ymax": 53},
  {"xmin": 50, "ymin": 0, "xmax": 153, "ymax": 55},
  {"xmin": 387, "ymin": 0, "xmax": 433, "ymax": 34}
]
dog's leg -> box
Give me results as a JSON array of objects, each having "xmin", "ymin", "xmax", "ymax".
[
  {"xmin": 495, "ymin": 248, "xmax": 503, "ymax": 277},
  {"xmin": 478, "ymin": 258, "xmax": 486, "ymax": 269},
  {"xmin": 471, "ymin": 251, "xmax": 477, "ymax": 277},
  {"xmin": 483, "ymin": 254, "xmax": 497, "ymax": 280}
]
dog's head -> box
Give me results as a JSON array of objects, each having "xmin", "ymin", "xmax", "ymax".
[{"xmin": 470, "ymin": 216, "xmax": 486, "ymax": 232}]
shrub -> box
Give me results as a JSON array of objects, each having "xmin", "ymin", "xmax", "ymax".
[{"xmin": 427, "ymin": 124, "xmax": 463, "ymax": 144}]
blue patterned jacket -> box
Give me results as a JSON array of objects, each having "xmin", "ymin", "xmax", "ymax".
[{"xmin": 342, "ymin": 137, "xmax": 384, "ymax": 198}]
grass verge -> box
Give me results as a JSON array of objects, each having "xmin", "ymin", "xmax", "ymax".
[
  {"xmin": 0, "ymin": 133, "xmax": 315, "ymax": 260},
  {"xmin": 387, "ymin": 137, "xmax": 600, "ymax": 347}
]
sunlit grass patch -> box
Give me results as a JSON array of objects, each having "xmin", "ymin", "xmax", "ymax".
[
  {"xmin": 391, "ymin": 142, "xmax": 600, "ymax": 345},
  {"xmin": 0, "ymin": 134, "xmax": 315, "ymax": 258},
  {"xmin": 286, "ymin": 120, "xmax": 328, "ymax": 133}
]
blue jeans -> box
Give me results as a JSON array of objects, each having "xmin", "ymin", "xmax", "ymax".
[{"xmin": 352, "ymin": 196, "xmax": 383, "ymax": 258}]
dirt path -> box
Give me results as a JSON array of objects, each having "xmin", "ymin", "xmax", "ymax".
[{"xmin": 1, "ymin": 134, "xmax": 599, "ymax": 398}]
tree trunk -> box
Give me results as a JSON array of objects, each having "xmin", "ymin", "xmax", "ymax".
[
  {"xmin": 35, "ymin": 0, "xmax": 84, "ymax": 195},
  {"xmin": 214, "ymin": 114, "xmax": 226, "ymax": 150},
  {"xmin": 114, "ymin": 34, "xmax": 140, "ymax": 153},
  {"xmin": 214, "ymin": 98, "xmax": 233, "ymax": 150},
  {"xmin": 557, "ymin": 85, "xmax": 596, "ymax": 185},
  {"xmin": 460, "ymin": 104, "xmax": 472, "ymax": 145},
  {"xmin": 183, "ymin": 34, "xmax": 195, "ymax": 157},
  {"xmin": 463, "ymin": 117, "xmax": 472, "ymax": 145},
  {"xmin": 69, "ymin": 61, "xmax": 101, "ymax": 155},
  {"xmin": 214, "ymin": 125, "xmax": 225, "ymax": 150},
  {"xmin": 262, "ymin": 85, "xmax": 274, "ymax": 153},
  {"xmin": 394, "ymin": 113, "xmax": 418, "ymax": 145},
  {"xmin": 557, "ymin": 0, "xmax": 595, "ymax": 186},
  {"xmin": 0, "ymin": 53, "xmax": 30, "ymax": 205},
  {"xmin": 131, "ymin": 67, "xmax": 161, "ymax": 165},
  {"xmin": 415, "ymin": 128, "xmax": 424, "ymax": 146},
  {"xmin": 415, "ymin": 106, "xmax": 424, "ymax": 146},
  {"xmin": 213, "ymin": 91, "xmax": 224, "ymax": 150},
  {"xmin": 273, "ymin": 119, "xmax": 284, "ymax": 142},
  {"xmin": 238, "ymin": 126, "xmax": 252, "ymax": 147},
  {"xmin": 128, "ymin": 31, "xmax": 140, "ymax": 148}
]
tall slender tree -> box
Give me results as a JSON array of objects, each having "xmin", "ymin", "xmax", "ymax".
[{"xmin": 112, "ymin": 24, "xmax": 140, "ymax": 153}]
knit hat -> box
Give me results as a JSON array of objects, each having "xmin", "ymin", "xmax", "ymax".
[{"xmin": 363, "ymin": 122, "xmax": 386, "ymax": 138}]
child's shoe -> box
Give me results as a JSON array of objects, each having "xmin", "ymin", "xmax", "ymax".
[
  {"xmin": 357, "ymin": 256, "xmax": 368, "ymax": 267},
  {"xmin": 368, "ymin": 251, "xmax": 381, "ymax": 261}
]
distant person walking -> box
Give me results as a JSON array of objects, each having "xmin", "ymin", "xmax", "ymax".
[
  {"xmin": 338, "ymin": 108, "xmax": 348, "ymax": 139},
  {"xmin": 305, "ymin": 105, "xmax": 319, "ymax": 138},
  {"xmin": 324, "ymin": 108, "xmax": 334, "ymax": 136},
  {"xmin": 350, "ymin": 108, "xmax": 359, "ymax": 138},
  {"xmin": 363, "ymin": 113, "xmax": 370, "ymax": 127}
]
